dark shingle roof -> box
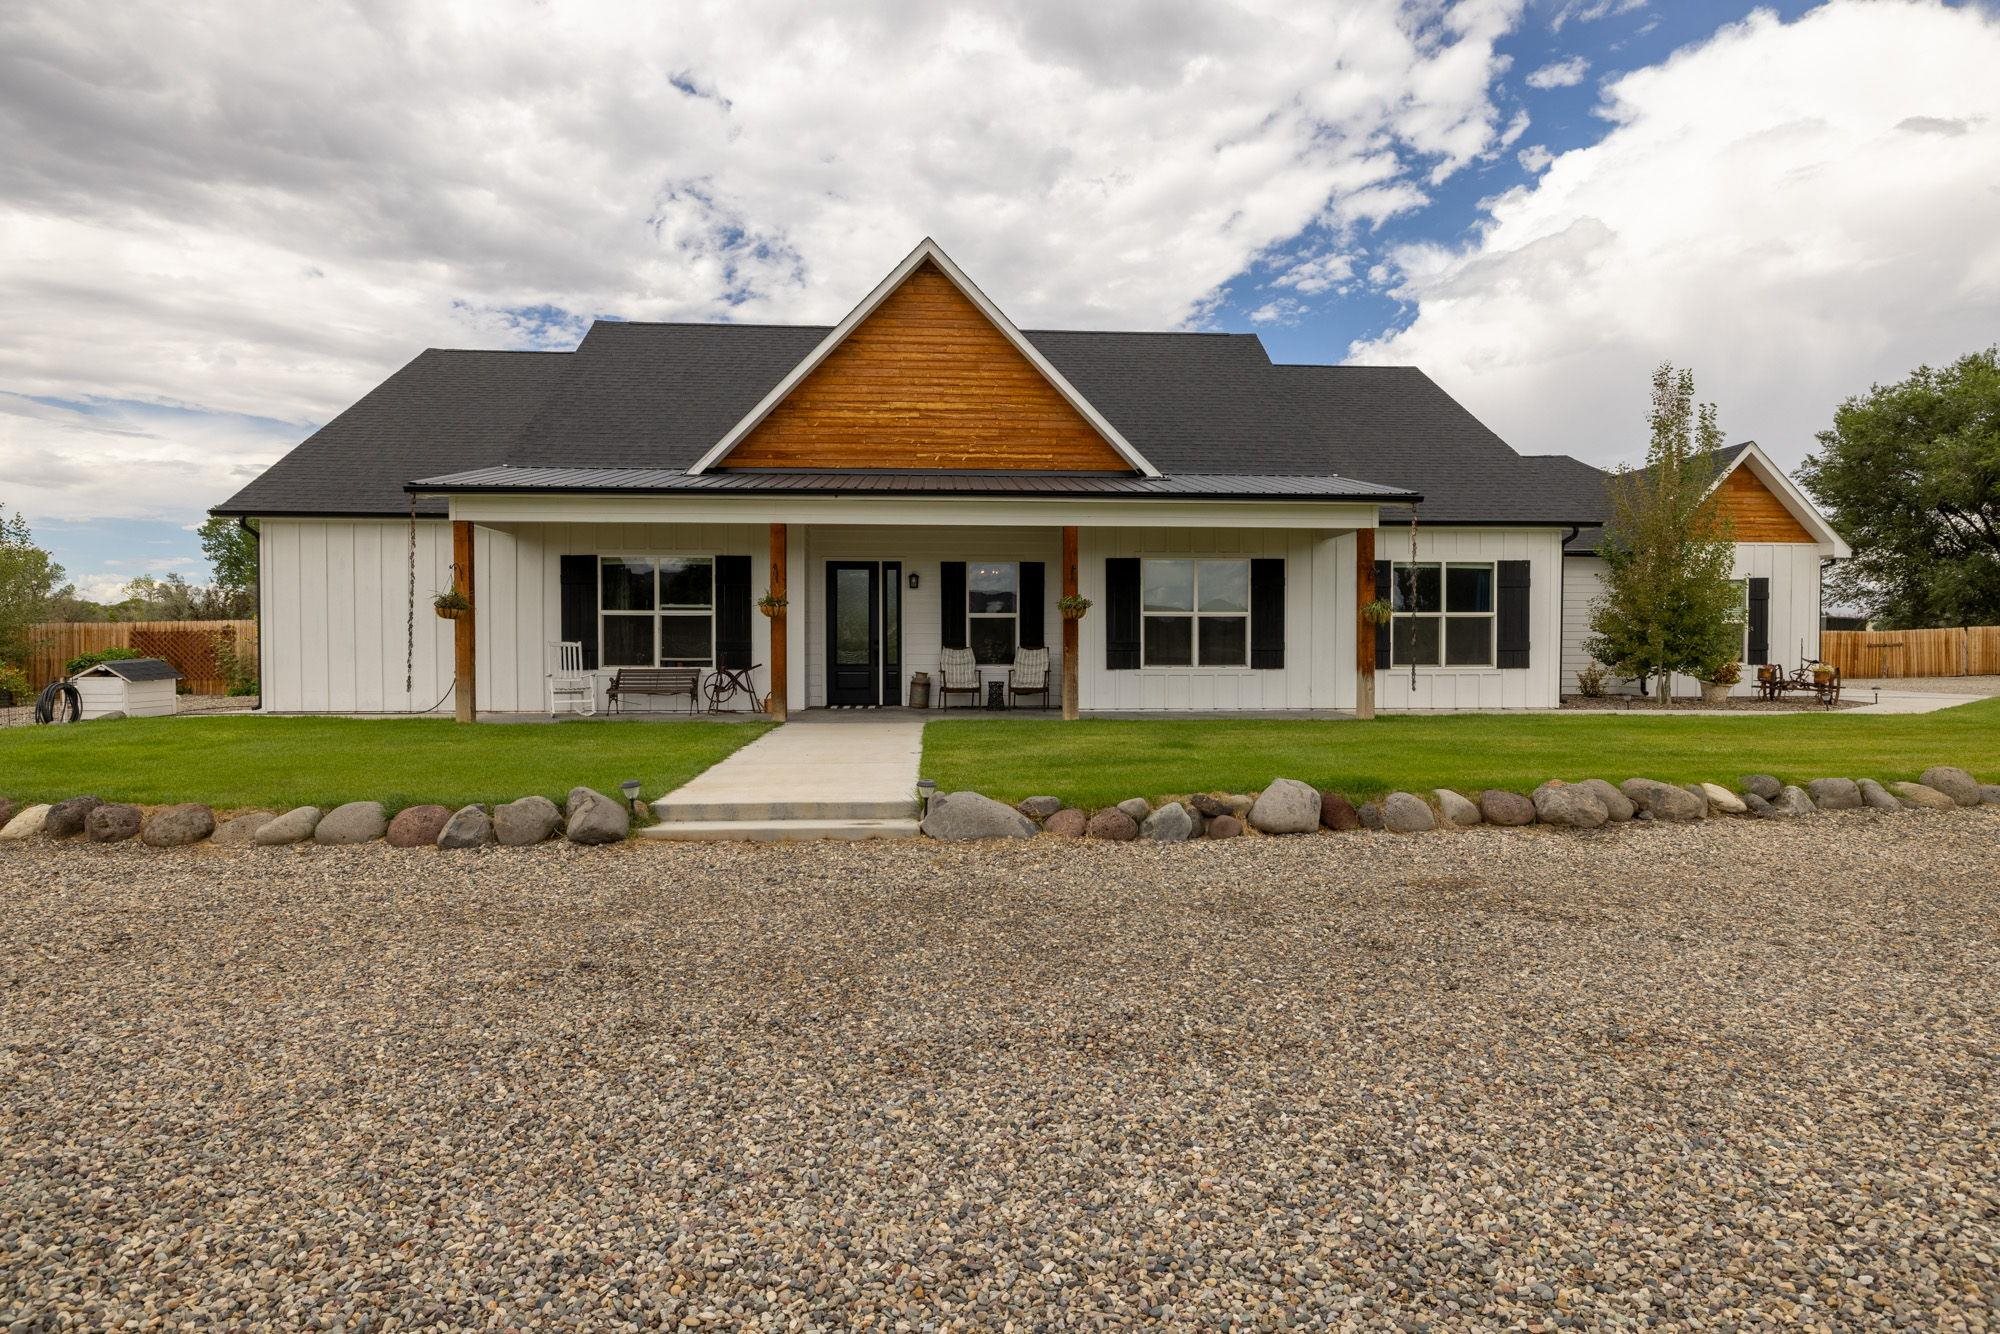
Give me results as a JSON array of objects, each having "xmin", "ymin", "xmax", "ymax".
[
  {"xmin": 77, "ymin": 657, "xmax": 180, "ymax": 682},
  {"xmin": 215, "ymin": 321, "xmax": 1615, "ymax": 525}
]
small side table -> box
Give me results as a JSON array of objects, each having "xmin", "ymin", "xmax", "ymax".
[{"xmin": 985, "ymin": 679, "xmax": 1007, "ymax": 710}]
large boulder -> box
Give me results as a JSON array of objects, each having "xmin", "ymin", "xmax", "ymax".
[
  {"xmin": 86, "ymin": 803, "xmax": 144, "ymax": 842},
  {"xmin": 1042, "ymin": 808, "xmax": 1087, "ymax": 838},
  {"xmin": 1016, "ymin": 796, "xmax": 1064, "ymax": 821},
  {"xmin": 1139, "ymin": 801, "xmax": 1195, "ymax": 842},
  {"xmin": 1085, "ymin": 808, "xmax": 1139, "ymax": 841},
  {"xmin": 314, "ymin": 801, "xmax": 387, "ymax": 845},
  {"xmin": 1191, "ymin": 793, "xmax": 1253, "ymax": 819},
  {"xmin": 1620, "ymin": 779, "xmax": 1707, "ymax": 822},
  {"xmin": 1890, "ymin": 781, "xmax": 1956, "ymax": 812},
  {"xmin": 1743, "ymin": 792, "xmax": 1777, "ymax": 819},
  {"xmin": 1205, "ymin": 814, "xmax": 1243, "ymax": 839},
  {"xmin": 143, "ymin": 804, "xmax": 215, "ymax": 847},
  {"xmin": 1918, "ymin": 766, "xmax": 1982, "ymax": 807},
  {"xmin": 1356, "ymin": 801, "xmax": 1385, "ymax": 831},
  {"xmin": 1433, "ymin": 790, "xmax": 1481, "ymax": 827},
  {"xmin": 1381, "ymin": 792, "xmax": 1436, "ymax": 834},
  {"xmin": 1856, "ymin": 779, "xmax": 1902, "ymax": 812},
  {"xmin": 1698, "ymin": 783, "xmax": 1747, "ymax": 815},
  {"xmin": 493, "ymin": 795, "xmax": 562, "ymax": 846},
  {"xmin": 437, "ymin": 805, "xmax": 496, "ymax": 849},
  {"xmin": 1804, "ymin": 778, "xmax": 1862, "ymax": 812},
  {"xmin": 1575, "ymin": 779, "xmax": 1635, "ymax": 822},
  {"xmin": 1533, "ymin": 782, "xmax": 1608, "ymax": 829},
  {"xmin": 253, "ymin": 806, "xmax": 321, "ymax": 845},
  {"xmin": 42, "ymin": 795, "xmax": 103, "ymax": 839},
  {"xmin": 387, "ymin": 804, "xmax": 452, "ymax": 848},
  {"xmin": 1115, "ymin": 797, "xmax": 1153, "ymax": 824},
  {"xmin": 1248, "ymin": 779, "xmax": 1321, "ymax": 835},
  {"xmin": 1478, "ymin": 789, "xmax": 1537, "ymax": 827},
  {"xmin": 1770, "ymin": 786, "xmax": 1817, "ymax": 818},
  {"xmin": 0, "ymin": 804, "xmax": 46, "ymax": 841},
  {"xmin": 1319, "ymin": 793, "xmax": 1363, "ymax": 832},
  {"xmin": 1741, "ymin": 774, "xmax": 1782, "ymax": 801},
  {"xmin": 920, "ymin": 791, "xmax": 1033, "ymax": 841},
  {"xmin": 212, "ymin": 810, "xmax": 278, "ymax": 845},
  {"xmin": 1981, "ymin": 784, "xmax": 2000, "ymax": 806},
  {"xmin": 564, "ymin": 786, "xmax": 631, "ymax": 844}
]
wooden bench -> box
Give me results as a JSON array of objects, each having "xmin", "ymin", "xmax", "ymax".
[{"xmin": 606, "ymin": 667, "xmax": 702, "ymax": 714}]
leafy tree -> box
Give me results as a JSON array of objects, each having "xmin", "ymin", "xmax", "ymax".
[
  {"xmin": 199, "ymin": 516, "xmax": 259, "ymax": 595},
  {"xmin": 1585, "ymin": 364, "xmax": 1744, "ymax": 697},
  {"xmin": 1798, "ymin": 349, "xmax": 2000, "ymax": 628},
  {"xmin": 117, "ymin": 572, "xmax": 255, "ymax": 621},
  {"xmin": 0, "ymin": 501, "xmax": 68, "ymax": 669}
]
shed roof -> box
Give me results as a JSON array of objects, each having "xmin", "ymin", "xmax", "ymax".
[{"xmin": 74, "ymin": 658, "xmax": 181, "ymax": 682}]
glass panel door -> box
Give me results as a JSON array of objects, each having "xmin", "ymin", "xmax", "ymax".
[{"xmin": 825, "ymin": 562, "xmax": 881, "ymax": 706}]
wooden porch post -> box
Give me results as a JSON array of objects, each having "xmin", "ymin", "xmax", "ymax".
[
  {"xmin": 452, "ymin": 519, "xmax": 477, "ymax": 723},
  {"xmin": 768, "ymin": 522, "xmax": 788, "ymax": 721},
  {"xmin": 1355, "ymin": 526, "xmax": 1376, "ymax": 720},
  {"xmin": 1061, "ymin": 525, "xmax": 1080, "ymax": 720}
]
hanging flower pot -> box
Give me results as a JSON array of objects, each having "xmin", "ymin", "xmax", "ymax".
[
  {"xmin": 1057, "ymin": 593, "xmax": 1093, "ymax": 621},
  {"xmin": 757, "ymin": 591, "xmax": 788, "ymax": 618},
  {"xmin": 433, "ymin": 586, "xmax": 471, "ymax": 620}
]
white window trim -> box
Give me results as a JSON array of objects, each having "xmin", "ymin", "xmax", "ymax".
[
  {"xmin": 1139, "ymin": 557, "xmax": 1253, "ymax": 670},
  {"xmin": 598, "ymin": 554, "xmax": 717, "ymax": 669},
  {"xmin": 1389, "ymin": 560, "xmax": 1498, "ymax": 671},
  {"xmin": 966, "ymin": 559, "xmax": 1021, "ymax": 667}
]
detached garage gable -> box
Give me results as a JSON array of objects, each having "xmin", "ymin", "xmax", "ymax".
[{"xmin": 695, "ymin": 240, "xmax": 1153, "ymax": 475}]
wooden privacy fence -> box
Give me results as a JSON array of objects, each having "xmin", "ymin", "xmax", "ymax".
[
  {"xmin": 1821, "ymin": 626, "xmax": 2000, "ymax": 679},
  {"xmin": 24, "ymin": 620, "xmax": 256, "ymax": 695}
]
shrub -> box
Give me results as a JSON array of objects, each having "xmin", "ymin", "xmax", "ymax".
[
  {"xmin": 64, "ymin": 645, "xmax": 142, "ymax": 676},
  {"xmin": 0, "ymin": 662, "xmax": 29, "ymax": 704},
  {"xmin": 1574, "ymin": 660, "xmax": 1611, "ymax": 698},
  {"xmin": 212, "ymin": 628, "xmax": 260, "ymax": 697}
]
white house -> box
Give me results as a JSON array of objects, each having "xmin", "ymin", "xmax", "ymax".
[{"xmin": 215, "ymin": 239, "xmax": 1842, "ymax": 719}]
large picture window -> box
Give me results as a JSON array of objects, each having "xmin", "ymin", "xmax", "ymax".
[
  {"xmin": 967, "ymin": 562, "xmax": 1019, "ymax": 665},
  {"xmin": 1389, "ymin": 561, "xmax": 1494, "ymax": 667},
  {"xmin": 600, "ymin": 556, "xmax": 715, "ymax": 667},
  {"xmin": 1142, "ymin": 558, "xmax": 1249, "ymax": 667}
]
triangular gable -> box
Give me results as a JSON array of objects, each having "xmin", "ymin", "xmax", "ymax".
[
  {"xmin": 1712, "ymin": 444, "xmax": 1849, "ymax": 555},
  {"xmin": 691, "ymin": 239, "xmax": 1157, "ymax": 475}
]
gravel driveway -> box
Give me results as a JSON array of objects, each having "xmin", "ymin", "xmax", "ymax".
[{"xmin": 4, "ymin": 817, "xmax": 1997, "ymax": 1328}]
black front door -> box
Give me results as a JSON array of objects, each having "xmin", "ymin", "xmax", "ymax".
[{"xmin": 826, "ymin": 561, "xmax": 881, "ymax": 706}]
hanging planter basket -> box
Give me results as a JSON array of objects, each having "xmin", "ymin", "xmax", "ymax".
[
  {"xmin": 433, "ymin": 587, "xmax": 471, "ymax": 621},
  {"xmin": 1057, "ymin": 594, "xmax": 1093, "ymax": 621},
  {"xmin": 757, "ymin": 593, "xmax": 788, "ymax": 618}
]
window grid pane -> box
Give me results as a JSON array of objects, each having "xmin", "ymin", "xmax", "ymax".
[
  {"xmin": 968, "ymin": 563, "xmax": 1017, "ymax": 614},
  {"xmin": 1444, "ymin": 616, "xmax": 1491, "ymax": 666},
  {"xmin": 1144, "ymin": 615, "xmax": 1193, "ymax": 666},
  {"xmin": 602, "ymin": 614, "xmax": 654, "ymax": 667},
  {"xmin": 601, "ymin": 557, "xmax": 654, "ymax": 611},
  {"xmin": 1196, "ymin": 560, "xmax": 1249, "ymax": 613},
  {"xmin": 969, "ymin": 616, "xmax": 1016, "ymax": 666},
  {"xmin": 1392, "ymin": 616, "xmax": 1441, "ymax": 667},
  {"xmin": 659, "ymin": 557, "xmax": 713, "ymax": 609},
  {"xmin": 1445, "ymin": 564, "xmax": 1492, "ymax": 613},
  {"xmin": 1198, "ymin": 616, "xmax": 1247, "ymax": 667}
]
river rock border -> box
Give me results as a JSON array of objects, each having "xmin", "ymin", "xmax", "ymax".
[
  {"xmin": 0, "ymin": 786, "xmax": 634, "ymax": 851},
  {"xmin": 924, "ymin": 764, "xmax": 1999, "ymax": 841}
]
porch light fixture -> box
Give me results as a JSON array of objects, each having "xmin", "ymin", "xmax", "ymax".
[{"xmin": 908, "ymin": 572, "xmax": 919, "ymax": 590}]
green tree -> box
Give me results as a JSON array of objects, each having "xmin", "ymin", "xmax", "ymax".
[
  {"xmin": 1798, "ymin": 349, "xmax": 2000, "ymax": 628},
  {"xmin": 1585, "ymin": 364, "xmax": 1744, "ymax": 698},
  {"xmin": 0, "ymin": 501, "xmax": 68, "ymax": 669},
  {"xmin": 199, "ymin": 516, "xmax": 259, "ymax": 595},
  {"xmin": 118, "ymin": 572, "xmax": 255, "ymax": 620}
]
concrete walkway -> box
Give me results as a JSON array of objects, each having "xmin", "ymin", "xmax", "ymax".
[{"xmin": 643, "ymin": 713, "xmax": 925, "ymax": 840}]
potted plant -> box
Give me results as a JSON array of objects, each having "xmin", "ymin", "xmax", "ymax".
[
  {"xmin": 1811, "ymin": 660, "xmax": 1835, "ymax": 684},
  {"xmin": 1057, "ymin": 593, "xmax": 1093, "ymax": 620},
  {"xmin": 757, "ymin": 590, "xmax": 788, "ymax": 618},
  {"xmin": 1698, "ymin": 658, "xmax": 1741, "ymax": 706},
  {"xmin": 433, "ymin": 585, "xmax": 471, "ymax": 620},
  {"xmin": 1362, "ymin": 598, "xmax": 1394, "ymax": 626}
]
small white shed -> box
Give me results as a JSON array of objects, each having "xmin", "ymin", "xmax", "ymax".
[{"xmin": 72, "ymin": 658, "xmax": 181, "ymax": 719}]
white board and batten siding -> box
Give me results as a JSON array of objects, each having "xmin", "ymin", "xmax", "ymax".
[
  {"xmin": 1560, "ymin": 543, "xmax": 1823, "ymax": 698},
  {"xmin": 1372, "ymin": 527, "xmax": 1564, "ymax": 711}
]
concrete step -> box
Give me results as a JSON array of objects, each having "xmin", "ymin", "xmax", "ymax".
[
  {"xmin": 637, "ymin": 817, "xmax": 922, "ymax": 843},
  {"xmin": 651, "ymin": 797, "xmax": 918, "ymax": 823}
]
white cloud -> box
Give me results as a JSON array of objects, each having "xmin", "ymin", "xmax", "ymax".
[
  {"xmin": 1271, "ymin": 252, "xmax": 1358, "ymax": 295},
  {"xmin": 1525, "ymin": 55, "xmax": 1589, "ymax": 88},
  {"xmin": 0, "ymin": 0, "xmax": 1530, "ymax": 530},
  {"xmin": 1351, "ymin": 0, "xmax": 2000, "ymax": 474},
  {"xmin": 1517, "ymin": 144, "xmax": 1554, "ymax": 172},
  {"xmin": 1247, "ymin": 298, "xmax": 1304, "ymax": 324},
  {"xmin": 1550, "ymin": 0, "xmax": 1646, "ymax": 32}
]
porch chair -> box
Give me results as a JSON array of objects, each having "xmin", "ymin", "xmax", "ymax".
[
  {"xmin": 1008, "ymin": 645, "xmax": 1051, "ymax": 709},
  {"xmin": 546, "ymin": 640, "xmax": 596, "ymax": 717},
  {"xmin": 936, "ymin": 646, "xmax": 982, "ymax": 710}
]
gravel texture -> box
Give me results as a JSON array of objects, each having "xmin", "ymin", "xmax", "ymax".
[{"xmin": 4, "ymin": 815, "xmax": 1998, "ymax": 1328}]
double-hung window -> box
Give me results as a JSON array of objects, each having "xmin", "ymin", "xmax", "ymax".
[
  {"xmin": 599, "ymin": 556, "xmax": 715, "ymax": 667},
  {"xmin": 967, "ymin": 562, "xmax": 1018, "ymax": 665},
  {"xmin": 1142, "ymin": 558, "xmax": 1249, "ymax": 667},
  {"xmin": 1389, "ymin": 562, "xmax": 1494, "ymax": 667}
]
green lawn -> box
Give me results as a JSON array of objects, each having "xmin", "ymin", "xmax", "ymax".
[
  {"xmin": 0, "ymin": 716, "xmax": 775, "ymax": 812},
  {"xmin": 922, "ymin": 700, "xmax": 2000, "ymax": 808}
]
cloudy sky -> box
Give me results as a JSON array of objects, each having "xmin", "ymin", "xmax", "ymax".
[{"xmin": 3, "ymin": 0, "xmax": 1997, "ymax": 599}]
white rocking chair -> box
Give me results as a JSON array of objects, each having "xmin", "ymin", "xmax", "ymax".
[{"xmin": 547, "ymin": 640, "xmax": 597, "ymax": 717}]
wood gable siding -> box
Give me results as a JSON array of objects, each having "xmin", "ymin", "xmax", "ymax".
[
  {"xmin": 717, "ymin": 261, "xmax": 1133, "ymax": 473},
  {"xmin": 1714, "ymin": 467, "xmax": 1815, "ymax": 543}
]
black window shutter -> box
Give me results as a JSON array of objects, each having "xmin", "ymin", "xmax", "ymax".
[
  {"xmin": 714, "ymin": 554, "xmax": 752, "ymax": 668},
  {"xmin": 1747, "ymin": 577, "xmax": 1770, "ymax": 664},
  {"xmin": 1249, "ymin": 558, "xmax": 1285, "ymax": 669},
  {"xmin": 940, "ymin": 561, "xmax": 967, "ymax": 649},
  {"xmin": 1497, "ymin": 560, "xmax": 1531, "ymax": 669},
  {"xmin": 1105, "ymin": 558, "xmax": 1140, "ymax": 670},
  {"xmin": 1373, "ymin": 559, "xmax": 1391, "ymax": 670},
  {"xmin": 559, "ymin": 554, "xmax": 599, "ymax": 670},
  {"xmin": 1018, "ymin": 562, "xmax": 1045, "ymax": 649}
]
